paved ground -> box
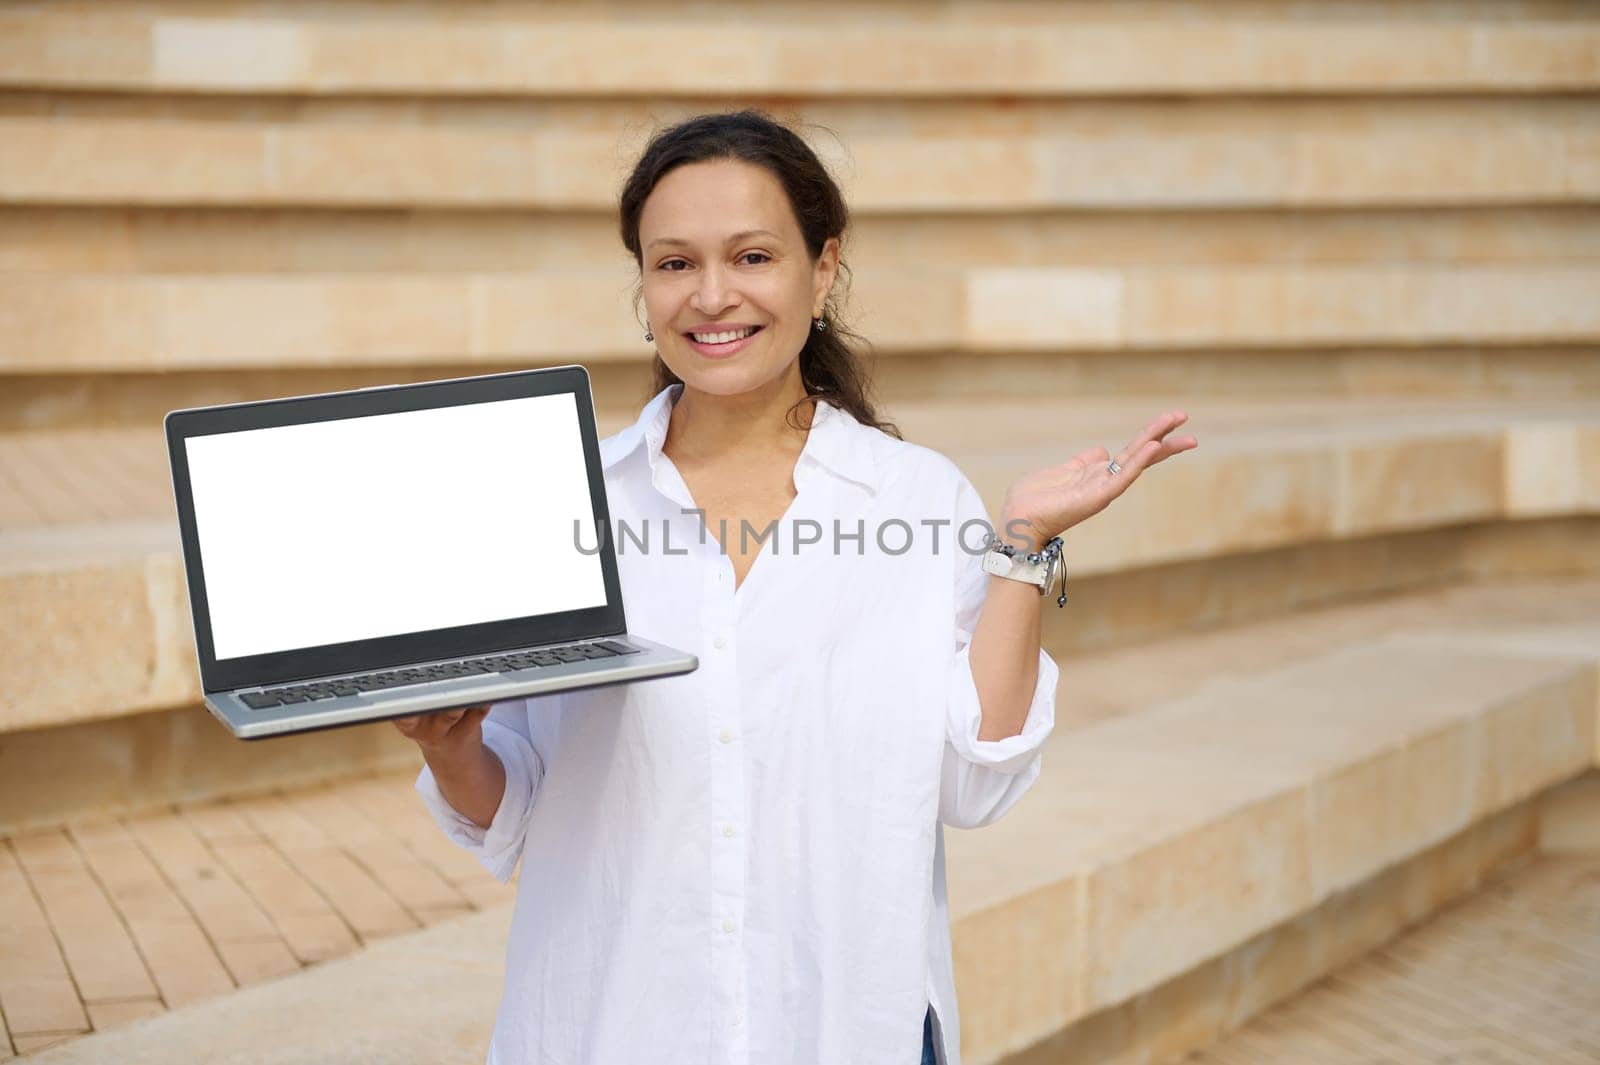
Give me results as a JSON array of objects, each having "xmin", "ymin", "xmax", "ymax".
[
  {"xmin": 1185, "ymin": 856, "xmax": 1600, "ymax": 1065},
  {"xmin": 0, "ymin": 771, "xmax": 513, "ymax": 1057},
  {"xmin": 25, "ymin": 904, "xmax": 513, "ymax": 1065},
  {"xmin": 15, "ymin": 854, "xmax": 1596, "ymax": 1064}
]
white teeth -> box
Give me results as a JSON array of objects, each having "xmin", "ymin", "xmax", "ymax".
[{"xmin": 691, "ymin": 327, "xmax": 755, "ymax": 345}]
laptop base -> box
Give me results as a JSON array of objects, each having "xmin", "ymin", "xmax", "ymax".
[{"xmin": 206, "ymin": 634, "xmax": 696, "ymax": 739}]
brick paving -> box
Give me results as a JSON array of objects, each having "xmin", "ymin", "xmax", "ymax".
[
  {"xmin": 0, "ymin": 770, "xmax": 514, "ymax": 1057},
  {"xmin": 1186, "ymin": 856, "xmax": 1600, "ymax": 1065}
]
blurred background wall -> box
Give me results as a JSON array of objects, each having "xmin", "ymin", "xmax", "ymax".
[
  {"xmin": 0, "ymin": 4, "xmax": 1597, "ymax": 1061},
  {"xmin": 2, "ymin": 0, "xmax": 1597, "ymax": 862}
]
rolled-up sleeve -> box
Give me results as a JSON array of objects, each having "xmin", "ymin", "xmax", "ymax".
[
  {"xmin": 414, "ymin": 700, "xmax": 546, "ymax": 883},
  {"xmin": 939, "ymin": 474, "xmax": 1060, "ymax": 829},
  {"xmin": 941, "ymin": 635, "xmax": 1058, "ymax": 828}
]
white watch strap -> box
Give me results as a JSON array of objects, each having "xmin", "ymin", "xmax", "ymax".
[{"xmin": 982, "ymin": 547, "xmax": 1049, "ymax": 589}]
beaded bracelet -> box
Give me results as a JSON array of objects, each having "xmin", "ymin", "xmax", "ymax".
[{"xmin": 984, "ymin": 533, "xmax": 1068, "ymax": 608}]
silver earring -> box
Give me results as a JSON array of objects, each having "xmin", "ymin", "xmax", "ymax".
[
  {"xmin": 644, "ymin": 327, "xmax": 654, "ymax": 343},
  {"xmin": 813, "ymin": 316, "xmax": 827, "ymax": 333}
]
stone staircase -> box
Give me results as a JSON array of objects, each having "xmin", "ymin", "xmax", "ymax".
[
  {"xmin": 12, "ymin": 578, "xmax": 1598, "ymax": 1063},
  {"xmin": 949, "ymin": 583, "xmax": 1600, "ymax": 1063},
  {"xmin": 1, "ymin": 1, "xmax": 1597, "ymax": 1062}
]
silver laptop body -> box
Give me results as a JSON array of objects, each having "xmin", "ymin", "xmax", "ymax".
[{"xmin": 165, "ymin": 365, "xmax": 697, "ymax": 739}]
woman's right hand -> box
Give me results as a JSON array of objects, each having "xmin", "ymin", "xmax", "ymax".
[
  {"xmin": 392, "ymin": 704, "xmax": 507, "ymax": 829},
  {"xmin": 392, "ymin": 704, "xmax": 491, "ymax": 762}
]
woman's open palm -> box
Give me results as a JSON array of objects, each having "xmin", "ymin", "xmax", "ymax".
[{"xmin": 1001, "ymin": 410, "xmax": 1198, "ymax": 545}]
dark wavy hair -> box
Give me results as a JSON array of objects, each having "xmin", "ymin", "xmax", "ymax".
[{"xmin": 618, "ymin": 110, "xmax": 900, "ymax": 439}]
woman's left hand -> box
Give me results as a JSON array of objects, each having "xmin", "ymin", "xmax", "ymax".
[{"xmin": 997, "ymin": 410, "xmax": 1199, "ymax": 550}]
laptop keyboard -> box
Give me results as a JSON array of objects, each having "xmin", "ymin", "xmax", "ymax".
[{"xmin": 238, "ymin": 639, "xmax": 642, "ymax": 710}]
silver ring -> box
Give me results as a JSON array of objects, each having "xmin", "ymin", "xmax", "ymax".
[{"xmin": 1107, "ymin": 459, "xmax": 1123, "ymax": 475}]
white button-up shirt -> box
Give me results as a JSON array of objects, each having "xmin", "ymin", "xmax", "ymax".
[{"xmin": 418, "ymin": 384, "xmax": 1058, "ymax": 1065}]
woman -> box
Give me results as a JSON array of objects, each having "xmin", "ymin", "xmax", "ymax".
[{"xmin": 396, "ymin": 110, "xmax": 1196, "ymax": 1065}]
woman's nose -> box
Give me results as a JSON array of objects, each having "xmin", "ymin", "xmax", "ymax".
[{"xmin": 691, "ymin": 265, "xmax": 738, "ymax": 316}]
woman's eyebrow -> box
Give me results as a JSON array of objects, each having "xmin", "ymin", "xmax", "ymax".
[{"xmin": 646, "ymin": 229, "xmax": 783, "ymax": 251}]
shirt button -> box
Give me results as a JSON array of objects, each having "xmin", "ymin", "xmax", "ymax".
[
  {"xmin": 732, "ymin": 1012, "xmax": 743, "ymax": 1027},
  {"xmin": 722, "ymin": 823, "xmax": 735, "ymax": 838},
  {"xmin": 712, "ymin": 635, "xmax": 727, "ymax": 650},
  {"xmin": 722, "ymin": 918, "xmax": 736, "ymax": 934},
  {"xmin": 719, "ymin": 728, "xmax": 734, "ymax": 744}
]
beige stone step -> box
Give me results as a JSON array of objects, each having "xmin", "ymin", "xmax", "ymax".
[
  {"xmin": 2, "ymin": 100, "xmax": 1594, "ymax": 210},
  {"xmin": 5, "ymin": 264, "xmax": 1598, "ymax": 373},
  {"xmin": 903, "ymin": 398, "xmax": 1600, "ymax": 572},
  {"xmin": 15, "ymin": 582, "xmax": 1600, "ymax": 1065},
  {"xmin": 1186, "ymin": 855, "xmax": 1600, "ymax": 1065},
  {"xmin": 10, "ymin": 350, "xmax": 1600, "ymax": 438},
  {"xmin": 943, "ymin": 605, "xmax": 1600, "ymax": 1060},
  {"xmin": 1, "ymin": 400, "xmax": 1597, "ymax": 733},
  {"xmin": 1539, "ymin": 771, "xmax": 1600, "ymax": 852},
  {"xmin": 2, "ymin": 398, "xmax": 1595, "ymax": 540},
  {"xmin": 3, "ymin": 8, "xmax": 1596, "ymax": 97},
  {"xmin": 5, "ymin": 205, "xmax": 1600, "ymax": 276}
]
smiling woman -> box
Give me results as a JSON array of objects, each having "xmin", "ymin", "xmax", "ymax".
[
  {"xmin": 619, "ymin": 111, "xmax": 900, "ymax": 439},
  {"xmin": 397, "ymin": 108, "xmax": 1196, "ymax": 1065}
]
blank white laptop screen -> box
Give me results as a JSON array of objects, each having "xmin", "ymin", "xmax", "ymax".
[{"xmin": 185, "ymin": 392, "xmax": 608, "ymax": 661}]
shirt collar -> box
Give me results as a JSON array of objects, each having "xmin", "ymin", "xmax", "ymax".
[{"xmin": 601, "ymin": 383, "xmax": 880, "ymax": 494}]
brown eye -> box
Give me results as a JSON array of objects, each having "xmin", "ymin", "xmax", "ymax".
[{"xmin": 739, "ymin": 252, "xmax": 771, "ymax": 266}]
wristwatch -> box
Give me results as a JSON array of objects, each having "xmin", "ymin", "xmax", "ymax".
[{"xmin": 982, "ymin": 534, "xmax": 1068, "ymax": 607}]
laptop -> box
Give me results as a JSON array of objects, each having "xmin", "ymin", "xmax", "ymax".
[{"xmin": 165, "ymin": 365, "xmax": 698, "ymax": 739}]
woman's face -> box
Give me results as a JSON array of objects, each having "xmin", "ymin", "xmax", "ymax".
[{"xmin": 638, "ymin": 158, "xmax": 839, "ymax": 399}]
